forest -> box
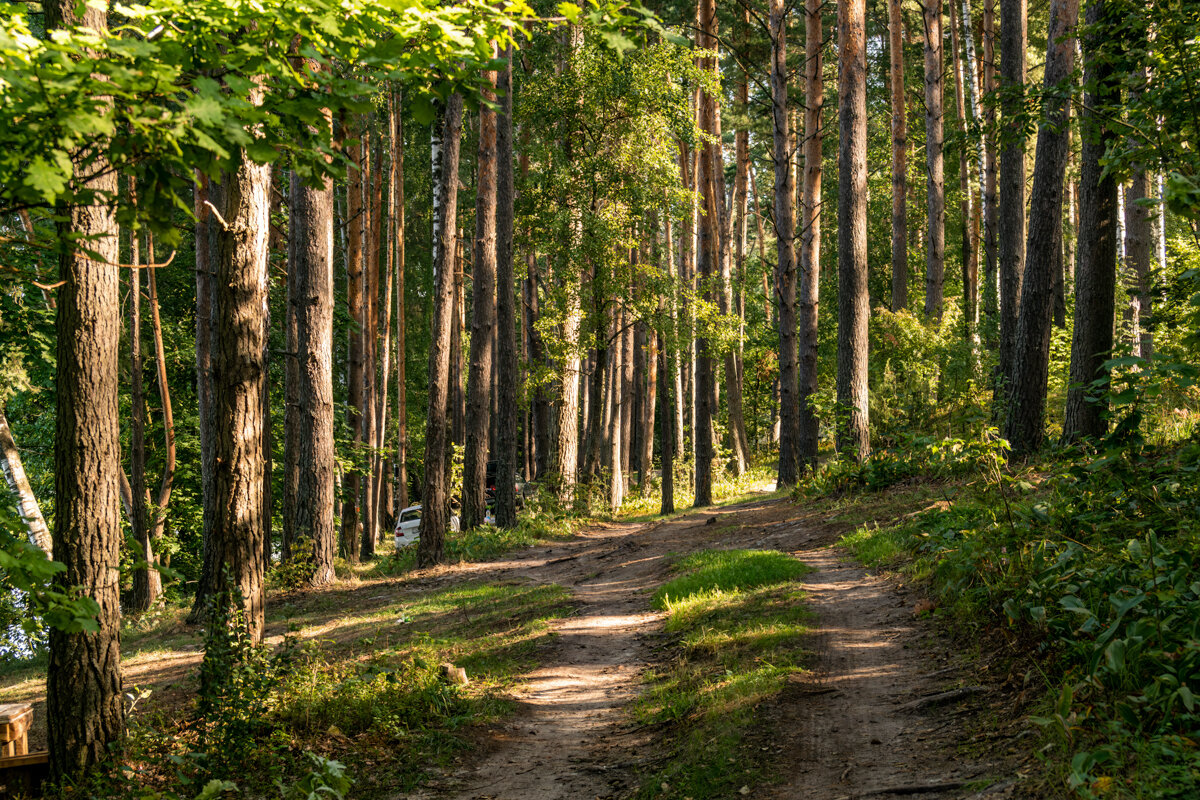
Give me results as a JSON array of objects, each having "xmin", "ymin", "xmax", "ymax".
[{"xmin": 1, "ymin": 0, "xmax": 1198, "ymax": 797}]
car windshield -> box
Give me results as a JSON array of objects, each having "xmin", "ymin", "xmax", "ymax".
[{"xmin": 400, "ymin": 509, "xmax": 421, "ymax": 522}]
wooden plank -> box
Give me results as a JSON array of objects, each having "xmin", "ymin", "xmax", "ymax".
[{"xmin": 0, "ymin": 752, "xmax": 46, "ymax": 769}]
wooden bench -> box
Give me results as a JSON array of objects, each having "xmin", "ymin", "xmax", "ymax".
[{"xmin": 0, "ymin": 704, "xmax": 48, "ymax": 798}]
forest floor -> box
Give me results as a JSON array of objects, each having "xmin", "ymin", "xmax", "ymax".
[{"xmin": 1, "ymin": 483, "xmax": 1039, "ymax": 799}]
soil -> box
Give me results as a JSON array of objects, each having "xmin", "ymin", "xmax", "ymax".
[
  {"xmin": 400, "ymin": 493, "xmax": 1025, "ymax": 800},
  {"xmin": 4, "ymin": 491, "xmax": 1031, "ymax": 799}
]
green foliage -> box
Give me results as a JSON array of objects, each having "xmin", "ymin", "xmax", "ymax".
[
  {"xmin": 636, "ymin": 549, "xmax": 812, "ymax": 800},
  {"xmin": 0, "ymin": 492, "xmax": 100, "ymax": 651}
]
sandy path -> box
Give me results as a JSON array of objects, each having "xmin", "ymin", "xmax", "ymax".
[{"xmin": 407, "ymin": 496, "xmax": 1018, "ymax": 800}]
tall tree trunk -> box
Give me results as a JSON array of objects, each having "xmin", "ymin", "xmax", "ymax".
[
  {"xmin": 495, "ymin": 47, "xmax": 519, "ymax": 528},
  {"xmin": 1004, "ymin": 0, "xmax": 1079, "ymax": 456},
  {"xmin": 747, "ymin": 162, "xmax": 774, "ymax": 328},
  {"xmin": 1063, "ymin": 0, "xmax": 1119, "ymax": 443},
  {"xmin": 0, "ymin": 409, "xmax": 51, "ymax": 554},
  {"xmin": 658, "ymin": 324, "xmax": 675, "ymax": 515},
  {"xmin": 200, "ymin": 144, "xmax": 271, "ymax": 642},
  {"xmin": 950, "ymin": 0, "xmax": 978, "ymax": 334},
  {"xmin": 45, "ymin": 1, "xmax": 124, "ymax": 771},
  {"xmin": 923, "ymin": 0, "xmax": 946, "ymax": 320},
  {"xmin": 609, "ymin": 315, "xmax": 625, "ymax": 513},
  {"xmin": 889, "ymin": 0, "xmax": 909, "ymax": 311},
  {"xmin": 193, "ymin": 173, "xmax": 218, "ymax": 622},
  {"xmin": 525, "ymin": 252, "xmax": 552, "ymax": 480},
  {"xmin": 1125, "ymin": 164, "xmax": 1153, "ymax": 358},
  {"xmin": 362, "ymin": 132, "xmax": 383, "ymax": 559},
  {"xmin": 694, "ymin": 0, "xmax": 719, "ymax": 507},
  {"xmin": 286, "ymin": 157, "xmax": 337, "ymax": 584},
  {"xmin": 837, "ymin": 0, "xmax": 871, "ymax": 460},
  {"xmin": 373, "ymin": 96, "xmax": 399, "ymax": 540},
  {"xmin": 981, "ymin": 0, "xmax": 1000, "ymax": 328},
  {"xmin": 128, "ymin": 220, "xmax": 158, "ymax": 611},
  {"xmin": 997, "ymin": 0, "xmax": 1027, "ymax": 402},
  {"xmin": 418, "ymin": 96, "xmax": 464, "ymax": 566},
  {"xmin": 341, "ymin": 128, "xmax": 365, "ymax": 561},
  {"xmin": 770, "ymin": 0, "xmax": 800, "ymax": 486},
  {"xmin": 465, "ymin": 74, "xmax": 498, "ymax": 530},
  {"xmin": 145, "ymin": 249, "xmax": 176, "ymax": 566},
  {"xmin": 396, "ymin": 97, "xmax": 409, "ymax": 510},
  {"xmin": 798, "ymin": 0, "xmax": 824, "ymax": 471}
]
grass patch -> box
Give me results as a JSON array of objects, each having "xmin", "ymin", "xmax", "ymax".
[{"xmin": 636, "ymin": 549, "xmax": 813, "ymax": 800}]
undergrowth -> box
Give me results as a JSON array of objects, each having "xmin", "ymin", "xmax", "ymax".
[
  {"xmin": 53, "ymin": 580, "xmax": 572, "ymax": 799},
  {"xmin": 635, "ymin": 549, "xmax": 813, "ymax": 800},
  {"xmin": 827, "ymin": 424, "xmax": 1200, "ymax": 799}
]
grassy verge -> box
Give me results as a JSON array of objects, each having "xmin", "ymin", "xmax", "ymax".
[
  {"xmin": 824, "ymin": 434, "xmax": 1200, "ymax": 799},
  {"xmin": 44, "ymin": 579, "xmax": 572, "ymax": 799},
  {"xmin": 618, "ymin": 463, "xmax": 783, "ymax": 523},
  {"xmin": 634, "ymin": 549, "xmax": 813, "ymax": 800}
]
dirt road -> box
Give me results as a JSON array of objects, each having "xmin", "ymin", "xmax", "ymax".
[{"xmin": 405, "ymin": 495, "xmax": 1019, "ymax": 800}]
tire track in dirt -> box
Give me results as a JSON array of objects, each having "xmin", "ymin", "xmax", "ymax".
[{"xmin": 402, "ymin": 495, "xmax": 1020, "ymax": 800}]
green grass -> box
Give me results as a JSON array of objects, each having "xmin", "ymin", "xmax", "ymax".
[
  {"xmin": 636, "ymin": 549, "xmax": 813, "ymax": 800},
  {"xmin": 618, "ymin": 463, "xmax": 782, "ymax": 523}
]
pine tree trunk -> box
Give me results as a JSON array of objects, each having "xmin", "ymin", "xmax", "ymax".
[
  {"xmin": 1004, "ymin": 0, "xmax": 1079, "ymax": 456},
  {"xmin": 837, "ymin": 0, "xmax": 871, "ymax": 461},
  {"xmin": 494, "ymin": 49, "xmax": 519, "ymax": 527},
  {"xmin": 1063, "ymin": 0, "xmax": 1120, "ymax": 443},
  {"xmin": 396, "ymin": 97, "xmax": 409, "ymax": 511},
  {"xmin": 342, "ymin": 129, "xmax": 365, "ymax": 561},
  {"xmin": 145, "ymin": 251, "xmax": 176, "ymax": 568},
  {"xmin": 464, "ymin": 71, "xmax": 498, "ymax": 530},
  {"xmin": 45, "ymin": 30, "xmax": 124, "ymax": 774},
  {"xmin": 362, "ymin": 133, "xmax": 383, "ymax": 559},
  {"xmin": 418, "ymin": 96, "xmax": 464, "ymax": 566},
  {"xmin": 286, "ymin": 155, "xmax": 337, "ymax": 584},
  {"xmin": 889, "ymin": 0, "xmax": 909, "ymax": 311},
  {"xmin": 1125, "ymin": 164, "xmax": 1153, "ymax": 358},
  {"xmin": 981, "ymin": 0, "xmax": 1000, "ymax": 327},
  {"xmin": 997, "ymin": 0, "xmax": 1027, "ymax": 401},
  {"xmin": 923, "ymin": 0, "xmax": 947, "ymax": 320},
  {"xmin": 798, "ymin": 0, "xmax": 824, "ymax": 471},
  {"xmin": 193, "ymin": 173, "xmax": 219, "ymax": 622},
  {"xmin": 129, "ymin": 221, "xmax": 158, "ymax": 612},
  {"xmin": 203, "ymin": 146, "xmax": 271, "ymax": 642},
  {"xmin": 770, "ymin": 0, "xmax": 800, "ymax": 486},
  {"xmin": 950, "ymin": 0, "xmax": 978, "ymax": 334}
]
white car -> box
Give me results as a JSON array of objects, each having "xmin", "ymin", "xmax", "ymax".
[{"xmin": 393, "ymin": 504, "xmax": 460, "ymax": 549}]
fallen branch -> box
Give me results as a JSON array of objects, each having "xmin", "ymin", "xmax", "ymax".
[{"xmin": 899, "ymin": 686, "xmax": 986, "ymax": 712}]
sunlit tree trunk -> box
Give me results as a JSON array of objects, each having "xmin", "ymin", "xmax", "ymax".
[
  {"xmin": 981, "ymin": 0, "xmax": 1000, "ymax": 329},
  {"xmin": 950, "ymin": 0, "xmax": 978, "ymax": 333},
  {"xmin": 45, "ymin": 5, "xmax": 123, "ymax": 775},
  {"xmin": 0, "ymin": 409, "xmax": 51, "ymax": 554},
  {"xmin": 285, "ymin": 158, "xmax": 336, "ymax": 584},
  {"xmin": 889, "ymin": 0, "xmax": 908, "ymax": 311},
  {"xmin": 419, "ymin": 96, "xmax": 464, "ymax": 566},
  {"xmin": 923, "ymin": 0, "xmax": 946, "ymax": 320},
  {"xmin": 798, "ymin": 0, "xmax": 824, "ymax": 471},
  {"xmin": 464, "ymin": 68, "xmax": 498, "ymax": 530},
  {"xmin": 341, "ymin": 127, "xmax": 365, "ymax": 561},
  {"xmin": 837, "ymin": 0, "xmax": 871, "ymax": 461},
  {"xmin": 996, "ymin": 0, "xmax": 1027, "ymax": 404},
  {"xmin": 1004, "ymin": 0, "xmax": 1079, "ymax": 456},
  {"xmin": 770, "ymin": 0, "xmax": 800, "ymax": 486}
]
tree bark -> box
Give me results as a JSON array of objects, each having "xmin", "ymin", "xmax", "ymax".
[
  {"xmin": 1063, "ymin": 0, "xmax": 1120, "ymax": 443},
  {"xmin": 341, "ymin": 127, "xmax": 365, "ymax": 562},
  {"xmin": 45, "ymin": 1, "xmax": 123, "ymax": 778},
  {"xmin": 1004, "ymin": 0, "xmax": 1079, "ymax": 456},
  {"xmin": 923, "ymin": 0, "xmax": 946, "ymax": 320},
  {"xmin": 464, "ymin": 70, "xmax": 498, "ymax": 531},
  {"xmin": 396, "ymin": 98, "xmax": 409, "ymax": 510},
  {"xmin": 889, "ymin": 0, "xmax": 909, "ymax": 311},
  {"xmin": 997, "ymin": 0, "xmax": 1027, "ymax": 401},
  {"xmin": 837, "ymin": 0, "xmax": 871, "ymax": 460},
  {"xmin": 1125, "ymin": 164, "xmax": 1153, "ymax": 358},
  {"xmin": 200, "ymin": 144, "xmax": 271, "ymax": 642},
  {"xmin": 418, "ymin": 95, "xmax": 464, "ymax": 566},
  {"xmin": 950, "ymin": 0, "xmax": 978, "ymax": 334},
  {"xmin": 285, "ymin": 158, "xmax": 337, "ymax": 584},
  {"xmin": 770, "ymin": 0, "xmax": 800, "ymax": 486},
  {"xmin": 798, "ymin": 0, "xmax": 824, "ymax": 471},
  {"xmin": 495, "ymin": 48, "xmax": 519, "ymax": 528},
  {"xmin": 981, "ymin": 0, "xmax": 999, "ymax": 327},
  {"xmin": 128, "ymin": 220, "xmax": 158, "ymax": 611}
]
